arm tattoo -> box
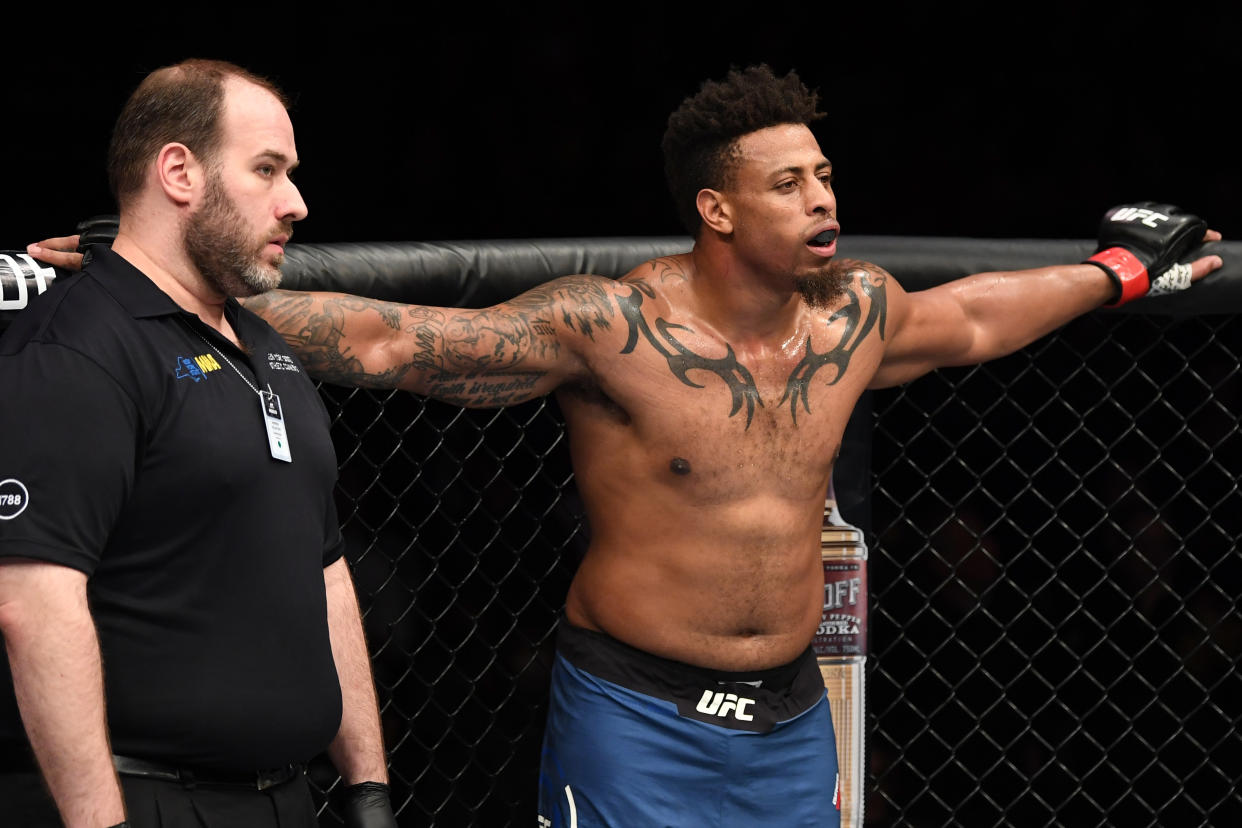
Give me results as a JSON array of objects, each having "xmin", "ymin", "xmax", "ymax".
[
  {"xmin": 779, "ymin": 266, "xmax": 888, "ymax": 422},
  {"xmin": 256, "ymin": 277, "xmax": 620, "ymax": 405},
  {"xmin": 412, "ymin": 277, "xmax": 616, "ymax": 371},
  {"xmin": 414, "ymin": 278, "xmax": 618, "ymax": 403},
  {"xmin": 250, "ymin": 293, "xmax": 413, "ymax": 388},
  {"xmin": 616, "ymin": 283, "xmax": 763, "ymax": 427},
  {"xmin": 423, "ymin": 370, "xmax": 546, "ymax": 407},
  {"xmin": 506, "ymin": 277, "xmax": 617, "ymax": 341},
  {"xmin": 412, "ymin": 305, "xmax": 556, "ymax": 406}
]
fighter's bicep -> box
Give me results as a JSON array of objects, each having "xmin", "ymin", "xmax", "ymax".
[
  {"xmin": 869, "ymin": 282, "xmax": 975, "ymax": 389},
  {"xmin": 392, "ymin": 275, "xmax": 620, "ymax": 403}
]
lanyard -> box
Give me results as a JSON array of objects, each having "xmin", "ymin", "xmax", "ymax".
[{"xmin": 178, "ymin": 317, "xmax": 292, "ymax": 463}]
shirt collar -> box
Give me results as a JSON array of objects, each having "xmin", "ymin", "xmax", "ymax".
[{"xmin": 83, "ymin": 243, "xmax": 248, "ymax": 330}]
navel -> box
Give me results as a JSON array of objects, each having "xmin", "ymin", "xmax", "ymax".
[{"xmin": 670, "ymin": 457, "xmax": 692, "ymax": 476}]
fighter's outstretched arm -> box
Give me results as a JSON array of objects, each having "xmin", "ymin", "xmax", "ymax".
[
  {"xmin": 241, "ymin": 275, "xmax": 617, "ymax": 406},
  {"xmin": 25, "ymin": 235, "xmax": 618, "ymax": 407},
  {"xmin": 870, "ymin": 206, "xmax": 1224, "ymax": 389}
]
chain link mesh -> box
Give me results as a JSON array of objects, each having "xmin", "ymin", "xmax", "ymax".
[
  {"xmin": 307, "ymin": 312, "xmax": 1241, "ymax": 826},
  {"xmin": 870, "ymin": 312, "xmax": 1242, "ymax": 827},
  {"xmin": 310, "ymin": 390, "xmax": 584, "ymax": 826}
]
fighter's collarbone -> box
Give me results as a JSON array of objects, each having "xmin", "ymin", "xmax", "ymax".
[{"xmin": 587, "ymin": 311, "xmax": 874, "ymax": 430}]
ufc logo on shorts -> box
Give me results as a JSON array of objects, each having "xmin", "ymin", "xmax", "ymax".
[
  {"xmin": 1110, "ymin": 207, "xmax": 1169, "ymax": 228},
  {"xmin": 538, "ymin": 785, "xmax": 578, "ymax": 828},
  {"xmin": 695, "ymin": 690, "xmax": 755, "ymax": 721}
]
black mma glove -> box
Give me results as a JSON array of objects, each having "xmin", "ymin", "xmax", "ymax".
[
  {"xmin": 1085, "ymin": 201, "xmax": 1207, "ymax": 306},
  {"xmin": 342, "ymin": 781, "xmax": 398, "ymax": 828}
]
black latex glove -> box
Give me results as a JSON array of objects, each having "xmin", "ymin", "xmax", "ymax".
[{"xmin": 342, "ymin": 781, "xmax": 398, "ymax": 828}]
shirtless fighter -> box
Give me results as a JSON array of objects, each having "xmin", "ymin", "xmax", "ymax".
[{"xmin": 31, "ymin": 65, "xmax": 1222, "ymax": 826}]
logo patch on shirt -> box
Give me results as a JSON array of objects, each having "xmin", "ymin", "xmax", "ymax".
[
  {"xmin": 174, "ymin": 353, "xmax": 223, "ymax": 382},
  {"xmin": 0, "ymin": 479, "xmax": 30, "ymax": 520}
]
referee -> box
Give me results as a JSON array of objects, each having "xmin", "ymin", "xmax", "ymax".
[{"xmin": 0, "ymin": 60, "xmax": 395, "ymax": 827}]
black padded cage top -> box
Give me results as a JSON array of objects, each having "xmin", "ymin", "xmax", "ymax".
[{"xmin": 2, "ymin": 227, "xmax": 1240, "ymax": 827}]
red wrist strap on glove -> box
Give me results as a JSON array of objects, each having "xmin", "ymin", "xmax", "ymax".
[{"xmin": 1087, "ymin": 247, "xmax": 1150, "ymax": 307}]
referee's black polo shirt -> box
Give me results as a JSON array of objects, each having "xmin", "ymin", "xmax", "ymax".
[{"xmin": 0, "ymin": 245, "xmax": 345, "ymax": 771}]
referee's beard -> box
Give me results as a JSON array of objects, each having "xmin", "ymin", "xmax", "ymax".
[{"xmin": 183, "ymin": 170, "xmax": 292, "ymax": 298}]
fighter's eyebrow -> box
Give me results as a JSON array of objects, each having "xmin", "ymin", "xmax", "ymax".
[{"xmin": 774, "ymin": 160, "xmax": 832, "ymax": 179}]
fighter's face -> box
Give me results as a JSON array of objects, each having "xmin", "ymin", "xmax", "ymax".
[
  {"xmin": 718, "ymin": 124, "xmax": 847, "ymax": 306},
  {"xmin": 183, "ymin": 77, "xmax": 307, "ymax": 298}
]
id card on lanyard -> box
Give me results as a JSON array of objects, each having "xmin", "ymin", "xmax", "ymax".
[{"xmin": 260, "ymin": 389, "xmax": 292, "ymax": 462}]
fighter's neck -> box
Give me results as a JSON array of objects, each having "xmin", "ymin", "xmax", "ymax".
[{"xmin": 684, "ymin": 248, "xmax": 806, "ymax": 346}]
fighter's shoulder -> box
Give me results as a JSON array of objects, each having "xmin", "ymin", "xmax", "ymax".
[
  {"xmin": 621, "ymin": 254, "xmax": 693, "ymax": 282},
  {"xmin": 535, "ymin": 256, "xmax": 688, "ymax": 298},
  {"xmin": 832, "ymin": 258, "xmax": 904, "ymax": 313},
  {"xmin": 510, "ymin": 257, "xmax": 684, "ymax": 316},
  {"xmin": 835, "ymin": 257, "xmax": 895, "ymax": 285},
  {"xmin": 612, "ymin": 254, "xmax": 692, "ymax": 301}
]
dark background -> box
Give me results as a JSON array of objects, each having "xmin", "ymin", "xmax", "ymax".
[
  {"xmin": 3, "ymin": 8, "xmax": 1239, "ymax": 825},
  {"xmin": 3, "ymin": 4, "xmax": 1240, "ymax": 252}
]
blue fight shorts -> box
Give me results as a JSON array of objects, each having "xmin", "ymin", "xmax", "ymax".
[{"xmin": 537, "ymin": 621, "xmax": 840, "ymax": 828}]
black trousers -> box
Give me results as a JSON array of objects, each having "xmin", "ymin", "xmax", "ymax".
[{"xmin": 0, "ymin": 770, "xmax": 319, "ymax": 827}]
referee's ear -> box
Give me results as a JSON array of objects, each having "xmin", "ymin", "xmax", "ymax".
[{"xmin": 155, "ymin": 142, "xmax": 201, "ymax": 209}]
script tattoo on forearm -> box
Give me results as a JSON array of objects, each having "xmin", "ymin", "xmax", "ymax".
[
  {"xmin": 779, "ymin": 266, "xmax": 888, "ymax": 422},
  {"xmin": 424, "ymin": 370, "xmax": 546, "ymax": 407},
  {"xmin": 616, "ymin": 282, "xmax": 763, "ymax": 427}
]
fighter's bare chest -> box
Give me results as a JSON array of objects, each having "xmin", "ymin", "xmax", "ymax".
[
  {"xmin": 563, "ymin": 345, "xmax": 855, "ymax": 504},
  {"xmin": 592, "ymin": 306, "xmax": 879, "ymax": 432}
]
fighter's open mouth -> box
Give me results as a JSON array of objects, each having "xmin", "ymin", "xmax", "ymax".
[{"xmin": 808, "ymin": 229, "xmax": 838, "ymax": 247}]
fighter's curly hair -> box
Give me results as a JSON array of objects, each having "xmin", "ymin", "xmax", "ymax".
[{"xmin": 661, "ymin": 64, "xmax": 825, "ymax": 237}]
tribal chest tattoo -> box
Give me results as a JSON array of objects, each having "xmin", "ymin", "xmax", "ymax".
[
  {"xmin": 617, "ymin": 282, "xmax": 763, "ymax": 426},
  {"xmin": 779, "ymin": 269, "xmax": 887, "ymax": 423},
  {"xmin": 618, "ymin": 268, "xmax": 887, "ymax": 429}
]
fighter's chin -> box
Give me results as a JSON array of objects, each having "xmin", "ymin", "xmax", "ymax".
[{"xmin": 795, "ymin": 261, "xmax": 851, "ymax": 309}]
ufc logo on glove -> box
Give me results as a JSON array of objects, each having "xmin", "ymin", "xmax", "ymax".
[{"xmin": 1108, "ymin": 207, "xmax": 1170, "ymax": 229}]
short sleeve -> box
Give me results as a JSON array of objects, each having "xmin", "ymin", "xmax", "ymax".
[
  {"xmin": 0, "ymin": 342, "xmax": 139, "ymax": 574},
  {"xmin": 321, "ymin": 490, "xmax": 346, "ymax": 568}
]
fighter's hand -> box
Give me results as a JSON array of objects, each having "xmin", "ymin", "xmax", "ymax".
[
  {"xmin": 1085, "ymin": 202, "xmax": 1223, "ymax": 306},
  {"xmin": 27, "ymin": 235, "xmax": 84, "ymax": 270},
  {"xmin": 341, "ymin": 781, "xmax": 398, "ymax": 828}
]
